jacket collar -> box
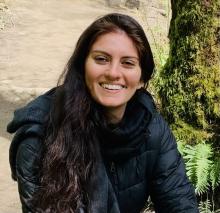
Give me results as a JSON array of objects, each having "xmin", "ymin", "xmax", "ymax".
[{"xmin": 99, "ymin": 90, "xmax": 156, "ymax": 161}]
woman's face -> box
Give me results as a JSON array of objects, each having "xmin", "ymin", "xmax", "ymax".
[{"xmin": 85, "ymin": 30, "xmax": 143, "ymax": 123}]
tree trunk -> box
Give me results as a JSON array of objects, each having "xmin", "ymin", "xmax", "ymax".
[{"xmin": 158, "ymin": 0, "xmax": 220, "ymax": 143}]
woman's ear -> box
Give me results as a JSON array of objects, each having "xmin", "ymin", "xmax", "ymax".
[{"xmin": 137, "ymin": 81, "xmax": 144, "ymax": 89}]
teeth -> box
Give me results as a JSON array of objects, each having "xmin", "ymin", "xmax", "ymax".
[{"xmin": 100, "ymin": 83, "xmax": 124, "ymax": 90}]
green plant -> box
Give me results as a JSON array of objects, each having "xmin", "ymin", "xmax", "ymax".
[
  {"xmin": 178, "ymin": 141, "xmax": 220, "ymax": 212},
  {"xmin": 210, "ymin": 157, "xmax": 220, "ymax": 190},
  {"xmin": 199, "ymin": 199, "xmax": 212, "ymax": 213},
  {"xmin": 180, "ymin": 142, "xmax": 220, "ymax": 195},
  {"xmin": 136, "ymin": 1, "xmax": 170, "ymax": 71},
  {"xmin": 183, "ymin": 143, "xmax": 213, "ymax": 195},
  {"xmin": 199, "ymin": 199, "xmax": 220, "ymax": 213}
]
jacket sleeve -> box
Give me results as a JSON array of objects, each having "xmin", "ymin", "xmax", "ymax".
[
  {"xmin": 16, "ymin": 136, "xmax": 42, "ymax": 213},
  {"xmin": 150, "ymin": 115, "xmax": 199, "ymax": 213}
]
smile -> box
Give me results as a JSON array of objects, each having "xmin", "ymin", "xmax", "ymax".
[{"xmin": 99, "ymin": 83, "xmax": 126, "ymax": 90}]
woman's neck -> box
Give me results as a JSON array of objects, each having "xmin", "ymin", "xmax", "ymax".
[{"xmin": 104, "ymin": 105, "xmax": 127, "ymax": 124}]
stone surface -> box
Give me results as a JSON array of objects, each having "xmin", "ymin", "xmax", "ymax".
[
  {"xmin": 0, "ymin": 137, "xmax": 21, "ymax": 213},
  {"xmin": 125, "ymin": 0, "xmax": 140, "ymax": 9}
]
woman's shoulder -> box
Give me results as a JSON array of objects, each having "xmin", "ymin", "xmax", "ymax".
[
  {"xmin": 7, "ymin": 87, "xmax": 56, "ymax": 134},
  {"xmin": 11, "ymin": 133, "xmax": 43, "ymax": 181},
  {"xmin": 137, "ymin": 91, "xmax": 176, "ymax": 150},
  {"xmin": 137, "ymin": 90, "xmax": 169, "ymax": 129},
  {"xmin": 137, "ymin": 90, "xmax": 157, "ymax": 115},
  {"xmin": 7, "ymin": 88, "xmax": 56, "ymax": 181},
  {"xmin": 16, "ymin": 136, "xmax": 43, "ymax": 171}
]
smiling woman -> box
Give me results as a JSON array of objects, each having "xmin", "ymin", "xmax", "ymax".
[
  {"xmin": 85, "ymin": 31, "xmax": 143, "ymax": 123},
  {"xmin": 7, "ymin": 13, "xmax": 199, "ymax": 213}
]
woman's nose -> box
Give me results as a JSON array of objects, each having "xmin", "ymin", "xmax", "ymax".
[{"xmin": 105, "ymin": 62, "xmax": 121, "ymax": 80}]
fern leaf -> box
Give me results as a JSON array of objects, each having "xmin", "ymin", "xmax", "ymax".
[
  {"xmin": 183, "ymin": 144, "xmax": 197, "ymax": 183},
  {"xmin": 177, "ymin": 140, "xmax": 185, "ymax": 155},
  {"xmin": 195, "ymin": 158, "xmax": 212, "ymax": 195},
  {"xmin": 199, "ymin": 199, "xmax": 212, "ymax": 213},
  {"xmin": 210, "ymin": 157, "xmax": 220, "ymax": 190},
  {"xmin": 182, "ymin": 143, "xmax": 213, "ymax": 195},
  {"xmin": 194, "ymin": 143, "xmax": 213, "ymax": 195}
]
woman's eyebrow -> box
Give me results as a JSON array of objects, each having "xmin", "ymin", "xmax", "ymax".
[
  {"xmin": 90, "ymin": 50, "xmax": 111, "ymax": 57},
  {"xmin": 91, "ymin": 50, "xmax": 139, "ymax": 60},
  {"xmin": 122, "ymin": 56, "xmax": 139, "ymax": 61}
]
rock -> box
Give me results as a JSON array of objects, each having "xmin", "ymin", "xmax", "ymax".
[
  {"xmin": 125, "ymin": 0, "xmax": 140, "ymax": 9},
  {"xmin": 0, "ymin": 83, "xmax": 48, "ymax": 104},
  {"xmin": 105, "ymin": 0, "xmax": 122, "ymax": 7}
]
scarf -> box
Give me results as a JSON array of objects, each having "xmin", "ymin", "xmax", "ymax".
[{"xmin": 86, "ymin": 92, "xmax": 152, "ymax": 213}]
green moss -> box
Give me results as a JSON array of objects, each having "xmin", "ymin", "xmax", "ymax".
[
  {"xmin": 155, "ymin": 0, "xmax": 220, "ymax": 144},
  {"xmin": 171, "ymin": 120, "xmax": 213, "ymax": 145}
]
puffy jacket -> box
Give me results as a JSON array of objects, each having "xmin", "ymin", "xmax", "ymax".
[{"xmin": 7, "ymin": 88, "xmax": 199, "ymax": 213}]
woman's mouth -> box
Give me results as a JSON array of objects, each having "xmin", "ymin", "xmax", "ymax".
[{"xmin": 99, "ymin": 83, "xmax": 126, "ymax": 90}]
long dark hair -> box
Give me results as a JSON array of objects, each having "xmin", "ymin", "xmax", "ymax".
[{"xmin": 33, "ymin": 13, "xmax": 155, "ymax": 212}]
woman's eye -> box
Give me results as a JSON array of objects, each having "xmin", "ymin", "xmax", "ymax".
[
  {"xmin": 122, "ymin": 60, "xmax": 136, "ymax": 67},
  {"xmin": 94, "ymin": 56, "xmax": 108, "ymax": 64}
]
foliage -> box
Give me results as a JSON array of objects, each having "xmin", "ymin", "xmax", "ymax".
[
  {"xmin": 210, "ymin": 156, "xmax": 220, "ymax": 190},
  {"xmin": 182, "ymin": 143, "xmax": 213, "ymax": 195},
  {"xmin": 155, "ymin": 0, "xmax": 220, "ymax": 144},
  {"xmin": 199, "ymin": 199, "xmax": 212, "ymax": 213},
  {"xmin": 139, "ymin": 0, "xmax": 220, "ymax": 209},
  {"xmin": 178, "ymin": 141, "xmax": 220, "ymax": 211},
  {"xmin": 172, "ymin": 119, "xmax": 212, "ymax": 145},
  {"xmin": 136, "ymin": 1, "xmax": 170, "ymax": 101},
  {"xmin": 199, "ymin": 199, "xmax": 220, "ymax": 213}
]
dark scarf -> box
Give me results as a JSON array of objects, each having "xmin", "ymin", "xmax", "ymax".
[
  {"xmin": 87, "ymin": 160, "xmax": 121, "ymax": 213},
  {"xmin": 99, "ymin": 93, "xmax": 152, "ymax": 162},
  {"xmin": 87, "ymin": 92, "xmax": 152, "ymax": 213}
]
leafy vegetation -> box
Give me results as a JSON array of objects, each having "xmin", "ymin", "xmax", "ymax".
[
  {"xmin": 142, "ymin": 0, "xmax": 220, "ymax": 211},
  {"xmin": 199, "ymin": 199, "xmax": 220, "ymax": 213},
  {"xmin": 179, "ymin": 142, "xmax": 220, "ymax": 194},
  {"xmin": 178, "ymin": 141, "xmax": 220, "ymax": 212}
]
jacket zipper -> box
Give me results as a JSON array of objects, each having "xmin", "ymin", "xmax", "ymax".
[{"xmin": 110, "ymin": 161, "xmax": 118, "ymax": 185}]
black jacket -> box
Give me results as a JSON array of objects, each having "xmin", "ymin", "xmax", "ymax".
[{"xmin": 7, "ymin": 88, "xmax": 199, "ymax": 213}]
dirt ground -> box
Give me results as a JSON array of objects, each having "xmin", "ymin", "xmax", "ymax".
[{"xmin": 0, "ymin": 0, "xmax": 167, "ymax": 212}]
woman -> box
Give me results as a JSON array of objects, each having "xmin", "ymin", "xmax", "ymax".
[{"xmin": 7, "ymin": 13, "xmax": 199, "ymax": 213}]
